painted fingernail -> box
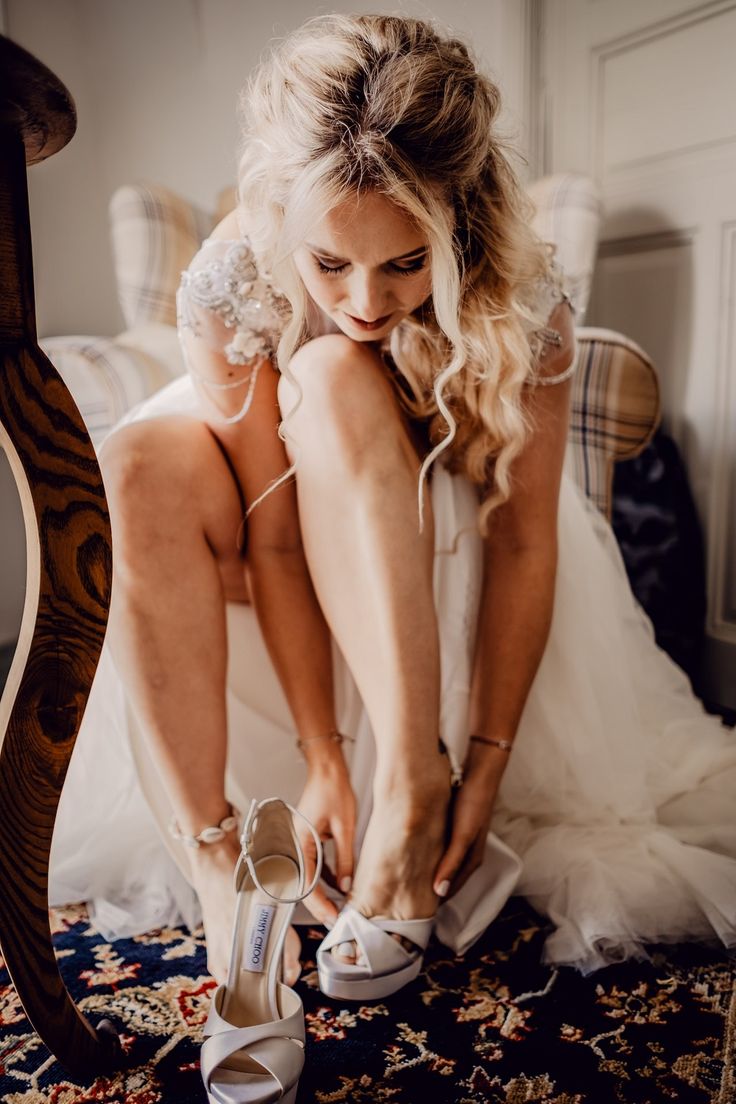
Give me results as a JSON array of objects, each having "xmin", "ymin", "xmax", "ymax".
[
  {"xmin": 340, "ymin": 875, "xmax": 352, "ymax": 894},
  {"xmin": 436, "ymin": 879, "xmax": 451, "ymax": 898}
]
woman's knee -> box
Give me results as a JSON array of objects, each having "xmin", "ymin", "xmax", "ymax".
[
  {"xmin": 100, "ymin": 418, "xmax": 213, "ymax": 539},
  {"xmin": 278, "ymin": 335, "xmax": 405, "ymax": 462},
  {"xmin": 102, "ymin": 421, "xmax": 164, "ymax": 503}
]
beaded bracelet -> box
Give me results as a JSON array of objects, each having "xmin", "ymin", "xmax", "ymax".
[
  {"xmin": 469, "ymin": 734, "xmax": 514, "ymax": 753},
  {"xmin": 296, "ymin": 728, "xmax": 356, "ymax": 753},
  {"xmin": 168, "ymin": 808, "xmax": 239, "ymax": 849}
]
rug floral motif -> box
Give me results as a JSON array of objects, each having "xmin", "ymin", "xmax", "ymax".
[{"xmin": 0, "ymin": 899, "xmax": 733, "ymax": 1103}]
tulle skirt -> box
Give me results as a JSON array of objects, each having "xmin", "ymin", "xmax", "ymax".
[{"xmin": 49, "ymin": 375, "xmax": 736, "ymax": 973}]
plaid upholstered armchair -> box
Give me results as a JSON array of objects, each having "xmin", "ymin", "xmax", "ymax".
[{"xmin": 41, "ymin": 174, "xmax": 660, "ymax": 521}]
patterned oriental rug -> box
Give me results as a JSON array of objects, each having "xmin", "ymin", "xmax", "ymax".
[{"xmin": 0, "ymin": 898, "xmax": 733, "ymax": 1104}]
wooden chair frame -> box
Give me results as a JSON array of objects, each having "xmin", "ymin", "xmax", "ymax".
[{"xmin": 0, "ymin": 34, "xmax": 121, "ymax": 1076}]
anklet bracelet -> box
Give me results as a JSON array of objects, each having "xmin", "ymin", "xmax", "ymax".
[
  {"xmin": 296, "ymin": 729, "xmax": 355, "ymax": 753},
  {"xmin": 469, "ymin": 734, "xmax": 514, "ymax": 753},
  {"xmin": 168, "ymin": 808, "xmax": 239, "ymax": 849}
]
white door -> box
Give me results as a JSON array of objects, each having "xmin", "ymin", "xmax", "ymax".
[{"xmin": 539, "ymin": 0, "xmax": 736, "ymax": 708}]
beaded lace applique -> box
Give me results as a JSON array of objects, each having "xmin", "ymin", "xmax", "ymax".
[
  {"xmin": 177, "ymin": 238, "xmax": 290, "ymax": 367},
  {"xmin": 523, "ymin": 264, "xmax": 577, "ymax": 388},
  {"xmin": 176, "ymin": 238, "xmax": 290, "ymax": 424}
]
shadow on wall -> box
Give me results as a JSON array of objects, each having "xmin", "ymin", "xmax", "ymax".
[{"xmin": 587, "ymin": 205, "xmax": 695, "ymax": 455}]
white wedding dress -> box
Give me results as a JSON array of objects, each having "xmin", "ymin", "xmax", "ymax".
[{"xmin": 49, "ymin": 239, "xmax": 736, "ymax": 974}]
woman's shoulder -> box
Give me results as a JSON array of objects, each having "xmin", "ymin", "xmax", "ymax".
[
  {"xmin": 522, "ymin": 262, "xmax": 577, "ymax": 388},
  {"xmin": 210, "ymin": 208, "xmax": 242, "ymax": 243},
  {"xmin": 178, "ymin": 212, "xmax": 290, "ymax": 367}
]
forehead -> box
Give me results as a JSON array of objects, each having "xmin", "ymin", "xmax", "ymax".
[{"xmin": 309, "ymin": 191, "xmax": 426, "ymax": 260}]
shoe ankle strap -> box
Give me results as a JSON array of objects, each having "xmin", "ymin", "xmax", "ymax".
[{"xmin": 237, "ymin": 797, "xmax": 323, "ymax": 905}]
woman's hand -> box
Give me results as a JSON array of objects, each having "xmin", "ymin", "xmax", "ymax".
[
  {"xmin": 297, "ymin": 751, "xmax": 356, "ymax": 928},
  {"xmin": 433, "ymin": 742, "xmax": 509, "ymax": 899}
]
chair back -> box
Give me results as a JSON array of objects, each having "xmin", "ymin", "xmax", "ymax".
[{"xmin": 527, "ymin": 173, "xmax": 602, "ymax": 323}]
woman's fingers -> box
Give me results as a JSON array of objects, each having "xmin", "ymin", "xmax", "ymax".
[
  {"xmin": 298, "ymin": 823, "xmax": 321, "ymax": 884},
  {"xmin": 331, "ymin": 815, "xmax": 355, "ymax": 896},
  {"xmin": 434, "ymin": 832, "xmax": 485, "ymax": 898},
  {"xmin": 295, "ymin": 775, "xmax": 356, "ymax": 925},
  {"xmin": 304, "ymin": 882, "xmax": 339, "ymax": 928},
  {"xmin": 433, "ymin": 789, "xmax": 489, "ymax": 897},
  {"xmin": 433, "ymin": 828, "xmax": 475, "ymax": 898},
  {"xmin": 433, "ymin": 757, "xmax": 499, "ymax": 898}
]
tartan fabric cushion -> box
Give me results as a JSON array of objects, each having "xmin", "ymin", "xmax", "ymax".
[
  {"xmin": 567, "ymin": 327, "xmax": 660, "ymax": 518},
  {"xmin": 109, "ymin": 184, "xmax": 215, "ymax": 329},
  {"xmin": 40, "ymin": 329, "xmax": 181, "ymax": 447},
  {"xmin": 528, "ymin": 174, "xmax": 602, "ymax": 324}
]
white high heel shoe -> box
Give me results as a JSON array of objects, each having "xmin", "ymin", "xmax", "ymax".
[
  {"xmin": 316, "ymin": 906, "xmax": 434, "ymax": 1001},
  {"xmin": 200, "ymin": 797, "xmax": 323, "ymax": 1104}
]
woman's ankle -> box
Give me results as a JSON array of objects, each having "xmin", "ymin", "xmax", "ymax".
[
  {"xmin": 373, "ymin": 753, "xmax": 450, "ymax": 813},
  {"xmin": 189, "ymin": 832, "xmax": 241, "ymax": 876}
]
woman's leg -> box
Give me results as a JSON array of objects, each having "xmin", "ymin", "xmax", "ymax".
[
  {"xmin": 279, "ymin": 335, "xmax": 450, "ymax": 939},
  {"xmin": 100, "ymin": 415, "xmax": 300, "ymax": 981}
]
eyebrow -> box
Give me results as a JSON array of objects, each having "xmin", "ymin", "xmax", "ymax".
[{"xmin": 306, "ymin": 244, "xmax": 428, "ymax": 263}]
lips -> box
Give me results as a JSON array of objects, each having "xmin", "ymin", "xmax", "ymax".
[{"xmin": 345, "ymin": 312, "xmax": 393, "ymax": 332}]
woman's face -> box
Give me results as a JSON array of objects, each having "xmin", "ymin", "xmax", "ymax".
[{"xmin": 292, "ymin": 191, "xmax": 432, "ymax": 341}]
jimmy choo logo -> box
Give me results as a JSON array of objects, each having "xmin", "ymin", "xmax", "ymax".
[{"xmin": 244, "ymin": 905, "xmax": 275, "ymax": 972}]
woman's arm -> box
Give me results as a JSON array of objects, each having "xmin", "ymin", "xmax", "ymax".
[{"xmin": 434, "ymin": 299, "xmax": 576, "ymax": 897}]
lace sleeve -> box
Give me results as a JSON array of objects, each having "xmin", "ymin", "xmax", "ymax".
[
  {"xmin": 176, "ymin": 237, "xmax": 290, "ymax": 423},
  {"xmin": 525, "ymin": 264, "xmax": 577, "ymax": 388}
]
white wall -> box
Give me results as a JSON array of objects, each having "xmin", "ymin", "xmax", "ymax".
[{"xmin": 0, "ymin": 0, "xmax": 531, "ymax": 647}]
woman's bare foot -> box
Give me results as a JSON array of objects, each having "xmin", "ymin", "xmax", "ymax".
[
  {"xmin": 333, "ymin": 755, "xmax": 451, "ymax": 965},
  {"xmin": 190, "ymin": 837, "xmax": 303, "ymax": 985}
]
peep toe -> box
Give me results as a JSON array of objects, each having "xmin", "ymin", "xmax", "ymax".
[
  {"xmin": 316, "ymin": 906, "xmax": 434, "ymax": 1001},
  {"xmin": 200, "ymin": 797, "xmax": 323, "ymax": 1104}
]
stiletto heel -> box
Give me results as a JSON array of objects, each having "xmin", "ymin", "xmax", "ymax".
[{"xmin": 200, "ymin": 797, "xmax": 322, "ymax": 1104}]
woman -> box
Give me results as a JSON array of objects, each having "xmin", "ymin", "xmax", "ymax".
[{"xmin": 53, "ymin": 9, "xmax": 735, "ymax": 1012}]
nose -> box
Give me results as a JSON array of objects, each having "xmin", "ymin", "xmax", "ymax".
[{"xmin": 346, "ymin": 270, "xmax": 390, "ymax": 321}]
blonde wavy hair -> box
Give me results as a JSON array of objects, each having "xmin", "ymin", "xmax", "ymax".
[{"xmin": 238, "ymin": 12, "xmax": 559, "ymax": 534}]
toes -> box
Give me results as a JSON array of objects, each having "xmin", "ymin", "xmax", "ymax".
[
  {"xmin": 329, "ymin": 934, "xmax": 419, "ymax": 968},
  {"xmin": 331, "ymin": 940, "xmax": 364, "ymax": 966}
]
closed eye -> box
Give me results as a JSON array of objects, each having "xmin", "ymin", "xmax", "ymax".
[
  {"xmin": 390, "ymin": 255, "xmax": 428, "ymax": 276},
  {"xmin": 313, "ymin": 252, "xmax": 428, "ymax": 277},
  {"xmin": 315, "ymin": 258, "xmax": 348, "ymax": 276}
]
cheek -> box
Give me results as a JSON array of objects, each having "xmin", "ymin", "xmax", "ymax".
[
  {"xmin": 294, "ymin": 262, "xmax": 336, "ymax": 307},
  {"xmin": 311, "ymin": 279, "xmax": 341, "ymax": 309},
  {"xmin": 406, "ymin": 273, "xmax": 432, "ymax": 307}
]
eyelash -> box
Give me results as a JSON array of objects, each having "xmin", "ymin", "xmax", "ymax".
[{"xmin": 315, "ymin": 256, "xmax": 427, "ymax": 278}]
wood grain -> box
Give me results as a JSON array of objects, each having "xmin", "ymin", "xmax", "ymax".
[{"xmin": 0, "ymin": 35, "xmax": 121, "ymax": 1076}]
